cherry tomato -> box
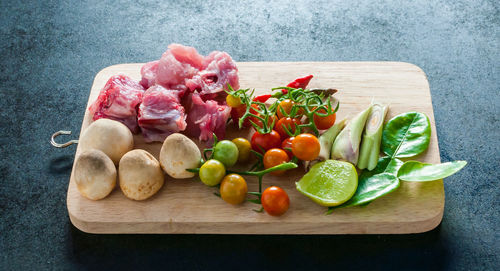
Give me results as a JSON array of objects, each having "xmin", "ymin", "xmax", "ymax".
[
  {"xmin": 251, "ymin": 114, "xmax": 277, "ymax": 131},
  {"xmin": 231, "ymin": 137, "xmax": 251, "ymax": 163},
  {"xmin": 268, "ymin": 115, "xmax": 278, "ymax": 128},
  {"xmin": 275, "ymin": 117, "xmax": 301, "ymax": 139},
  {"xmin": 281, "ymin": 136, "xmax": 295, "ymax": 158},
  {"xmin": 247, "ymin": 104, "xmax": 260, "ymax": 125},
  {"xmin": 226, "ymin": 94, "xmax": 242, "ymax": 107},
  {"xmin": 313, "ymin": 107, "xmax": 336, "ymax": 130},
  {"xmin": 199, "ymin": 159, "xmax": 226, "ymax": 186},
  {"xmin": 292, "ymin": 133, "xmax": 320, "ymax": 161},
  {"xmin": 231, "ymin": 105, "xmax": 251, "ymax": 128},
  {"xmin": 251, "ymin": 130, "xmax": 281, "ymax": 153},
  {"xmin": 261, "ymin": 186, "xmax": 290, "ymax": 216},
  {"xmin": 220, "ymin": 174, "xmax": 248, "ymax": 205},
  {"xmin": 277, "ymin": 99, "xmax": 294, "ymax": 119},
  {"xmin": 277, "ymin": 99, "xmax": 304, "ymax": 119},
  {"xmin": 213, "ymin": 140, "xmax": 239, "ymax": 167},
  {"xmin": 263, "ymin": 148, "xmax": 290, "ymax": 176}
]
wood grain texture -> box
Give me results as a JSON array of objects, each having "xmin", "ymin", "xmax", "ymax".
[{"xmin": 67, "ymin": 62, "xmax": 443, "ymax": 234}]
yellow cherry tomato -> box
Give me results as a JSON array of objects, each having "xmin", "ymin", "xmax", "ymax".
[
  {"xmin": 199, "ymin": 159, "xmax": 226, "ymax": 186},
  {"xmin": 231, "ymin": 137, "xmax": 251, "ymax": 163},
  {"xmin": 226, "ymin": 95, "xmax": 242, "ymax": 108},
  {"xmin": 220, "ymin": 174, "xmax": 248, "ymax": 205}
]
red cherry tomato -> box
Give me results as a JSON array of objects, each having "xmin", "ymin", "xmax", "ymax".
[
  {"xmin": 281, "ymin": 137, "xmax": 295, "ymax": 158},
  {"xmin": 263, "ymin": 148, "xmax": 290, "ymax": 176},
  {"xmin": 247, "ymin": 104, "xmax": 260, "ymax": 125},
  {"xmin": 253, "ymin": 114, "xmax": 277, "ymax": 131},
  {"xmin": 231, "ymin": 105, "xmax": 251, "ymax": 128},
  {"xmin": 275, "ymin": 117, "xmax": 301, "ymax": 139},
  {"xmin": 313, "ymin": 107, "xmax": 336, "ymax": 130},
  {"xmin": 292, "ymin": 133, "xmax": 320, "ymax": 161},
  {"xmin": 251, "ymin": 130, "xmax": 281, "ymax": 153},
  {"xmin": 261, "ymin": 186, "xmax": 290, "ymax": 216}
]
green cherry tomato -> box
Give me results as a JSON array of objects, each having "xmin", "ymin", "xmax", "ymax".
[
  {"xmin": 199, "ymin": 159, "xmax": 226, "ymax": 186},
  {"xmin": 231, "ymin": 137, "xmax": 251, "ymax": 163},
  {"xmin": 213, "ymin": 140, "xmax": 239, "ymax": 167}
]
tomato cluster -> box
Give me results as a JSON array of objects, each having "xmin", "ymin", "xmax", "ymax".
[
  {"xmin": 227, "ymin": 92, "xmax": 331, "ymax": 174},
  {"xmin": 197, "ymin": 135, "xmax": 292, "ymax": 216},
  {"xmin": 199, "ymin": 139, "xmax": 251, "ymax": 205},
  {"xmin": 206, "ymin": 76, "xmax": 339, "ymax": 216},
  {"xmin": 225, "ymin": 79, "xmax": 340, "ymax": 184}
]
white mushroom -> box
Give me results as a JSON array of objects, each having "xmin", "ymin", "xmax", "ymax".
[
  {"xmin": 79, "ymin": 118, "xmax": 134, "ymax": 165},
  {"xmin": 119, "ymin": 149, "xmax": 164, "ymax": 200},
  {"xmin": 159, "ymin": 133, "xmax": 201, "ymax": 179},
  {"xmin": 74, "ymin": 149, "xmax": 116, "ymax": 200}
]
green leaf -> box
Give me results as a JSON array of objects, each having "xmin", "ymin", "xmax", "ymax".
[
  {"xmin": 358, "ymin": 156, "xmax": 403, "ymax": 181},
  {"xmin": 397, "ymin": 160, "xmax": 467, "ymax": 182},
  {"xmin": 337, "ymin": 173, "xmax": 400, "ymax": 208},
  {"xmin": 382, "ymin": 112, "xmax": 431, "ymax": 158},
  {"xmin": 328, "ymin": 157, "xmax": 402, "ymax": 211}
]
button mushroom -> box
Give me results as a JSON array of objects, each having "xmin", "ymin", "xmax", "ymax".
[
  {"xmin": 159, "ymin": 133, "xmax": 201, "ymax": 179},
  {"xmin": 74, "ymin": 149, "xmax": 117, "ymax": 200},
  {"xmin": 119, "ymin": 149, "xmax": 164, "ymax": 201},
  {"xmin": 79, "ymin": 118, "xmax": 134, "ymax": 165}
]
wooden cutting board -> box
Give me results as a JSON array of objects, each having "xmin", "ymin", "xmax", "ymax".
[{"xmin": 67, "ymin": 62, "xmax": 443, "ymax": 234}]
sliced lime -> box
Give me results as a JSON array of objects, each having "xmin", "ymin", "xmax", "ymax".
[{"xmin": 296, "ymin": 160, "xmax": 358, "ymax": 207}]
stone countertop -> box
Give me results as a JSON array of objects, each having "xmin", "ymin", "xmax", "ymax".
[{"xmin": 0, "ymin": 0, "xmax": 498, "ymax": 270}]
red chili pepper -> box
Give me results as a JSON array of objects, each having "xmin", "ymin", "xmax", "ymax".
[
  {"xmin": 286, "ymin": 75, "xmax": 313, "ymax": 89},
  {"xmin": 253, "ymin": 94, "xmax": 272, "ymax": 103}
]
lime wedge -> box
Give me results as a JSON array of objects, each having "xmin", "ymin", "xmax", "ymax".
[{"xmin": 296, "ymin": 160, "xmax": 358, "ymax": 207}]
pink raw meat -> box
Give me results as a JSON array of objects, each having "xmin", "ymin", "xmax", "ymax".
[
  {"xmin": 139, "ymin": 60, "xmax": 159, "ymax": 89},
  {"xmin": 138, "ymin": 85, "xmax": 187, "ymax": 142},
  {"xmin": 155, "ymin": 44, "xmax": 204, "ymax": 87},
  {"xmin": 185, "ymin": 93, "xmax": 231, "ymax": 142},
  {"xmin": 186, "ymin": 51, "xmax": 239, "ymax": 101},
  {"xmin": 89, "ymin": 75, "xmax": 145, "ymax": 133},
  {"xmin": 138, "ymin": 44, "xmax": 240, "ymax": 142}
]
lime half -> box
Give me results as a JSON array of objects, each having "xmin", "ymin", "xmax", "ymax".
[{"xmin": 296, "ymin": 160, "xmax": 358, "ymax": 207}]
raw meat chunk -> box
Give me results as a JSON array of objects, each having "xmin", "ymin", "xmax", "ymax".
[
  {"xmin": 186, "ymin": 51, "xmax": 239, "ymax": 101},
  {"xmin": 89, "ymin": 75, "xmax": 145, "ymax": 133},
  {"xmin": 138, "ymin": 44, "xmax": 240, "ymax": 142},
  {"xmin": 138, "ymin": 85, "xmax": 187, "ymax": 142},
  {"xmin": 155, "ymin": 44, "xmax": 204, "ymax": 87},
  {"xmin": 184, "ymin": 93, "xmax": 231, "ymax": 141},
  {"xmin": 139, "ymin": 60, "xmax": 159, "ymax": 89}
]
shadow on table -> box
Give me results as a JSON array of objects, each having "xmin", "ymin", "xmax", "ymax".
[
  {"xmin": 48, "ymin": 154, "xmax": 74, "ymax": 174},
  {"xmin": 66, "ymin": 222, "xmax": 449, "ymax": 270}
]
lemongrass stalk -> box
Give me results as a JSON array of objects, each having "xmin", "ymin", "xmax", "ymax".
[
  {"xmin": 358, "ymin": 103, "xmax": 389, "ymax": 170},
  {"xmin": 304, "ymin": 118, "xmax": 347, "ymax": 171},
  {"xmin": 331, "ymin": 104, "xmax": 372, "ymax": 165}
]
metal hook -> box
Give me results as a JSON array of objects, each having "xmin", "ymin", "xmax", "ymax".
[{"xmin": 50, "ymin": 130, "xmax": 79, "ymax": 148}]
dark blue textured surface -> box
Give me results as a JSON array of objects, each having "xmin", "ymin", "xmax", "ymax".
[{"xmin": 0, "ymin": 0, "xmax": 498, "ymax": 270}]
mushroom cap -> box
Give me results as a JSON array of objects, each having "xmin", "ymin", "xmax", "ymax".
[
  {"xmin": 79, "ymin": 118, "xmax": 134, "ymax": 165},
  {"xmin": 74, "ymin": 149, "xmax": 116, "ymax": 200},
  {"xmin": 159, "ymin": 133, "xmax": 201, "ymax": 179},
  {"xmin": 119, "ymin": 149, "xmax": 164, "ymax": 200}
]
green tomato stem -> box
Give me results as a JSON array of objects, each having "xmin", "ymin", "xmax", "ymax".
[
  {"xmin": 186, "ymin": 168, "xmax": 200, "ymax": 173},
  {"xmin": 227, "ymin": 162, "xmax": 297, "ymax": 177}
]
